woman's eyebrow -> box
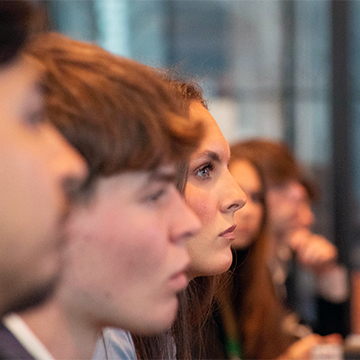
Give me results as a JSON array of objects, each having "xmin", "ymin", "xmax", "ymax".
[{"xmin": 193, "ymin": 151, "xmax": 221, "ymax": 163}]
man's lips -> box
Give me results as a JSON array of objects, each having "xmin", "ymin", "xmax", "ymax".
[{"xmin": 169, "ymin": 268, "xmax": 189, "ymax": 291}]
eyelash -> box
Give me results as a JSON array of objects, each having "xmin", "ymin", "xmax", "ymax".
[{"xmin": 194, "ymin": 162, "xmax": 215, "ymax": 180}]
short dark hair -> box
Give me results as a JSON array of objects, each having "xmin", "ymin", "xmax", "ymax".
[{"xmin": 0, "ymin": 0, "xmax": 35, "ymax": 64}]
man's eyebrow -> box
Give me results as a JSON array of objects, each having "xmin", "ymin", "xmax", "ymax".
[
  {"xmin": 193, "ymin": 151, "xmax": 221, "ymax": 163},
  {"xmin": 38, "ymin": 81, "xmax": 46, "ymax": 95},
  {"xmin": 149, "ymin": 170, "xmax": 177, "ymax": 183},
  {"xmin": 29, "ymin": 78, "xmax": 46, "ymax": 97},
  {"xmin": 35, "ymin": 79, "xmax": 47, "ymax": 95}
]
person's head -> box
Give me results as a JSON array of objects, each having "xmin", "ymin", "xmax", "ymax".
[
  {"xmin": 233, "ymin": 139, "xmax": 304, "ymax": 238},
  {"xmin": 0, "ymin": 2, "xmax": 87, "ymax": 315},
  {"xmin": 26, "ymin": 33, "xmax": 203, "ymax": 334},
  {"xmin": 165, "ymin": 80, "xmax": 246, "ymax": 278},
  {"xmin": 229, "ymin": 143, "xmax": 266, "ymax": 249},
  {"xmin": 131, "ymin": 78, "xmax": 245, "ymax": 360}
]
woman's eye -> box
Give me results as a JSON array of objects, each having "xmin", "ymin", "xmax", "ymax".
[{"xmin": 194, "ymin": 162, "xmax": 215, "ymax": 180}]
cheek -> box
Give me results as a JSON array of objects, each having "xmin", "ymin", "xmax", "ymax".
[
  {"xmin": 115, "ymin": 222, "xmax": 170, "ymax": 295},
  {"xmin": 266, "ymin": 193, "xmax": 287, "ymax": 221},
  {"xmin": 130, "ymin": 224, "xmax": 167, "ymax": 264},
  {"xmin": 0, "ymin": 145, "xmax": 61, "ymax": 246},
  {"xmin": 266, "ymin": 192, "xmax": 278, "ymax": 211},
  {"xmin": 278, "ymin": 201, "xmax": 297, "ymax": 220},
  {"xmin": 185, "ymin": 185, "xmax": 216, "ymax": 226},
  {"xmin": 101, "ymin": 214, "xmax": 167, "ymax": 265},
  {"xmin": 113, "ymin": 211, "xmax": 169, "ymax": 268},
  {"xmin": 67, "ymin": 214, "xmax": 168, "ymax": 290}
]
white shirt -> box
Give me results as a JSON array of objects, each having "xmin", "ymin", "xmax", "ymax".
[{"xmin": 3, "ymin": 314, "xmax": 55, "ymax": 360}]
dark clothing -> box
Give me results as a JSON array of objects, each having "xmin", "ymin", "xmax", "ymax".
[{"xmin": 0, "ymin": 323, "xmax": 34, "ymax": 360}]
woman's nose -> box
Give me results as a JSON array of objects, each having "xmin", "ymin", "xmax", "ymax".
[{"xmin": 220, "ymin": 172, "xmax": 247, "ymax": 214}]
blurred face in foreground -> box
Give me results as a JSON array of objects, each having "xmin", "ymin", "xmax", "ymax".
[
  {"xmin": 230, "ymin": 160, "xmax": 265, "ymax": 249},
  {"xmin": 185, "ymin": 102, "xmax": 246, "ymax": 278},
  {"xmin": 0, "ymin": 55, "xmax": 87, "ymax": 315},
  {"xmin": 64, "ymin": 164, "xmax": 201, "ymax": 334}
]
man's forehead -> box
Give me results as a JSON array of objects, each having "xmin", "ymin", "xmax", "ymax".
[{"xmin": 0, "ymin": 55, "xmax": 43, "ymax": 94}]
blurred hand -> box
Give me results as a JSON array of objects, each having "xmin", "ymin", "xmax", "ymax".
[
  {"xmin": 287, "ymin": 229, "xmax": 338, "ymax": 273},
  {"xmin": 277, "ymin": 333, "xmax": 342, "ymax": 360}
]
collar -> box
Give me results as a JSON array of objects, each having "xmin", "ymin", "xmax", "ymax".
[{"xmin": 3, "ymin": 313, "xmax": 55, "ymax": 360}]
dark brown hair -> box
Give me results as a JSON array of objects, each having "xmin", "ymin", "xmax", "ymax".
[
  {"xmin": 0, "ymin": 1, "xmax": 36, "ymax": 64},
  {"xmin": 26, "ymin": 33, "xmax": 203, "ymax": 189}
]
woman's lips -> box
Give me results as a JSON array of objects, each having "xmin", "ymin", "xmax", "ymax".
[{"xmin": 219, "ymin": 224, "xmax": 237, "ymax": 240}]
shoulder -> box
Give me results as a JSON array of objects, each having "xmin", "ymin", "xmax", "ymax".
[
  {"xmin": 0, "ymin": 323, "xmax": 34, "ymax": 359},
  {"xmin": 93, "ymin": 328, "xmax": 137, "ymax": 360}
]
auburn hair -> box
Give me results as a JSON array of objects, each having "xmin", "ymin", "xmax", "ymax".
[{"xmin": 26, "ymin": 32, "xmax": 203, "ymax": 187}]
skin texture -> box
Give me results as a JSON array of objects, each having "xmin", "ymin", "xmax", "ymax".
[
  {"xmin": 185, "ymin": 102, "xmax": 246, "ymax": 278},
  {"xmin": 21, "ymin": 165, "xmax": 202, "ymax": 359},
  {"xmin": 62, "ymin": 166, "xmax": 201, "ymax": 335},
  {"xmin": 0, "ymin": 55, "xmax": 87, "ymax": 314},
  {"xmin": 230, "ymin": 160, "xmax": 264, "ymax": 249}
]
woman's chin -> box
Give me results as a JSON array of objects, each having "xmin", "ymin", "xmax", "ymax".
[
  {"xmin": 232, "ymin": 236, "xmax": 253, "ymax": 250},
  {"xmin": 215, "ymin": 254, "xmax": 233, "ymax": 274},
  {"xmin": 192, "ymin": 252, "xmax": 233, "ymax": 277}
]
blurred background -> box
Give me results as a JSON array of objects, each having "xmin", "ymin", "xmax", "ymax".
[{"xmin": 38, "ymin": 0, "xmax": 360, "ymax": 337}]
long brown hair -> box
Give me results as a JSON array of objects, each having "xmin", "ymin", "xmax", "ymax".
[
  {"xmin": 212, "ymin": 142, "xmax": 297, "ymax": 359},
  {"xmin": 132, "ymin": 275, "xmax": 222, "ymax": 359}
]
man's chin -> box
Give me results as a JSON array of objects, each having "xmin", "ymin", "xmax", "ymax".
[{"xmin": 3, "ymin": 274, "xmax": 60, "ymax": 316}]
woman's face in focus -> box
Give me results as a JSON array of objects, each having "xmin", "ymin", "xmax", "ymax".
[
  {"xmin": 229, "ymin": 160, "xmax": 264, "ymax": 249},
  {"xmin": 185, "ymin": 102, "xmax": 246, "ymax": 278}
]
